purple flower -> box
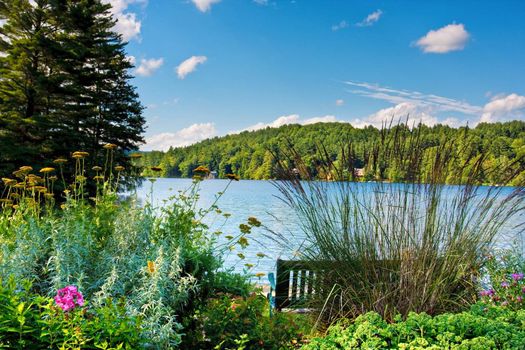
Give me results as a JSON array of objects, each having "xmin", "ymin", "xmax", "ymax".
[
  {"xmin": 511, "ymin": 273, "xmax": 524, "ymax": 281},
  {"xmin": 501, "ymin": 281, "xmax": 510, "ymax": 288},
  {"xmin": 54, "ymin": 285, "xmax": 84, "ymax": 312},
  {"xmin": 480, "ymin": 289, "xmax": 495, "ymax": 297},
  {"xmin": 517, "ymin": 296, "xmax": 523, "ymax": 303}
]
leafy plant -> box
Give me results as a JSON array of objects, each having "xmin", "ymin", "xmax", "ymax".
[
  {"xmin": 0, "ymin": 147, "xmax": 250, "ymax": 348},
  {"xmin": 0, "ymin": 277, "xmax": 144, "ymax": 349},
  {"xmin": 302, "ymin": 305, "xmax": 525, "ymax": 350},
  {"xmin": 182, "ymin": 291, "xmax": 310, "ymax": 349}
]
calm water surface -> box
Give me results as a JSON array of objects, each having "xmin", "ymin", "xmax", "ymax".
[
  {"xmin": 135, "ymin": 178, "xmax": 523, "ymax": 284},
  {"xmin": 135, "ymin": 179, "xmax": 299, "ymax": 282}
]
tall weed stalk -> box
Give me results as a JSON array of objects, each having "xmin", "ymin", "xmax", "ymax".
[{"xmin": 271, "ymin": 123, "xmax": 525, "ymax": 324}]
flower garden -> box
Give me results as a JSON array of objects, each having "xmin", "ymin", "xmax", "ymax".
[{"xmin": 0, "ymin": 141, "xmax": 524, "ymax": 349}]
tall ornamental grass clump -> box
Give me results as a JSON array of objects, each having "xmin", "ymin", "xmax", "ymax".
[
  {"xmin": 272, "ymin": 123, "xmax": 525, "ymax": 324},
  {"xmin": 0, "ymin": 146, "xmax": 245, "ymax": 348}
]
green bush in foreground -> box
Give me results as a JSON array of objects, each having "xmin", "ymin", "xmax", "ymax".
[
  {"xmin": 0, "ymin": 150, "xmax": 258, "ymax": 348},
  {"xmin": 0, "ymin": 277, "xmax": 144, "ymax": 349},
  {"xmin": 183, "ymin": 291, "xmax": 310, "ymax": 349},
  {"xmin": 301, "ymin": 304, "xmax": 525, "ymax": 350}
]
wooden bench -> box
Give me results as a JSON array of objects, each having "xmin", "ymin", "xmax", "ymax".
[{"xmin": 268, "ymin": 259, "xmax": 320, "ymax": 311}]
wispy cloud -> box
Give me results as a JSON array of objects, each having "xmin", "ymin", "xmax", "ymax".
[
  {"xmin": 415, "ymin": 23, "xmax": 470, "ymax": 53},
  {"xmin": 191, "ymin": 0, "xmax": 221, "ymax": 12},
  {"xmin": 345, "ymin": 80, "xmax": 525, "ymax": 126},
  {"xmin": 176, "ymin": 56, "xmax": 207, "ymax": 79},
  {"xmin": 143, "ymin": 123, "xmax": 217, "ymax": 151},
  {"xmin": 102, "ymin": 0, "xmax": 146, "ymax": 42},
  {"xmin": 356, "ymin": 10, "xmax": 382, "ymax": 27},
  {"xmin": 253, "ymin": 0, "xmax": 268, "ymax": 5},
  {"xmin": 332, "ymin": 20, "xmax": 349, "ymax": 31},
  {"xmin": 135, "ymin": 58, "xmax": 164, "ymax": 77},
  {"xmin": 336, "ymin": 99, "xmax": 345, "ymax": 106},
  {"xmin": 344, "ymin": 81, "xmax": 482, "ymax": 115}
]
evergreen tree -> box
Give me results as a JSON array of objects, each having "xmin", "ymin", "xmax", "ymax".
[
  {"xmin": 0, "ymin": 0, "xmax": 56, "ymax": 172},
  {"xmin": 0, "ymin": 0, "xmax": 145, "ymax": 187}
]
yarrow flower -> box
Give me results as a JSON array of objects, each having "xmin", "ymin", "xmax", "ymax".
[
  {"xmin": 54, "ymin": 285, "xmax": 84, "ymax": 312},
  {"xmin": 501, "ymin": 281, "xmax": 510, "ymax": 288}
]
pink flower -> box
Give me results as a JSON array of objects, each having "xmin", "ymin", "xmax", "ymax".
[
  {"xmin": 501, "ymin": 281, "xmax": 510, "ymax": 288},
  {"xmin": 480, "ymin": 289, "xmax": 495, "ymax": 297},
  {"xmin": 54, "ymin": 285, "xmax": 84, "ymax": 312},
  {"xmin": 512, "ymin": 273, "xmax": 524, "ymax": 281}
]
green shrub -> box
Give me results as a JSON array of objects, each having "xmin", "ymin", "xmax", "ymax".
[
  {"xmin": 301, "ymin": 305, "xmax": 525, "ymax": 350},
  {"xmin": 0, "ymin": 277, "xmax": 144, "ymax": 349},
  {"xmin": 0, "ymin": 152, "xmax": 258, "ymax": 347},
  {"xmin": 182, "ymin": 291, "xmax": 311, "ymax": 349}
]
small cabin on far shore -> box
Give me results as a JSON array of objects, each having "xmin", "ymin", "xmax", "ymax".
[{"xmin": 354, "ymin": 168, "xmax": 365, "ymax": 178}]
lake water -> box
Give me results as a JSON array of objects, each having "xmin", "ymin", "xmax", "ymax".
[
  {"xmin": 135, "ymin": 178, "xmax": 524, "ymax": 284},
  {"xmin": 135, "ymin": 178, "xmax": 298, "ymax": 283}
]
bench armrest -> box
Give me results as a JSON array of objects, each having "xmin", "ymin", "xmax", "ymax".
[{"xmin": 268, "ymin": 272, "xmax": 276, "ymax": 290}]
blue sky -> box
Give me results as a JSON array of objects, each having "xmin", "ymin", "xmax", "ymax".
[{"xmin": 104, "ymin": 0, "xmax": 525, "ymax": 151}]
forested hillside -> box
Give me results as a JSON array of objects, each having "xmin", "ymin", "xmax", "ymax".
[{"xmin": 138, "ymin": 121, "xmax": 525, "ymax": 185}]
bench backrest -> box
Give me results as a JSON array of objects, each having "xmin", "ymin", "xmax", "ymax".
[{"xmin": 274, "ymin": 259, "xmax": 320, "ymax": 310}]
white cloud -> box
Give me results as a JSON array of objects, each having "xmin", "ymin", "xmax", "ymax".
[
  {"xmin": 345, "ymin": 81, "xmax": 482, "ymax": 115},
  {"xmin": 336, "ymin": 99, "xmax": 345, "ymax": 106},
  {"xmin": 356, "ymin": 10, "xmax": 382, "ymax": 27},
  {"xmin": 176, "ymin": 56, "xmax": 207, "ymax": 79},
  {"xmin": 352, "ymin": 103, "xmax": 437, "ymax": 128},
  {"xmin": 102, "ymin": 0, "xmax": 146, "ymax": 42},
  {"xmin": 113, "ymin": 12, "xmax": 141, "ymax": 42},
  {"xmin": 253, "ymin": 0, "xmax": 268, "ymax": 5},
  {"xmin": 303, "ymin": 115, "xmax": 338, "ymax": 125},
  {"xmin": 125, "ymin": 55, "xmax": 136, "ymax": 66},
  {"xmin": 332, "ymin": 20, "xmax": 349, "ymax": 31},
  {"xmin": 135, "ymin": 58, "xmax": 164, "ymax": 77},
  {"xmin": 143, "ymin": 123, "xmax": 217, "ymax": 151},
  {"xmin": 191, "ymin": 0, "xmax": 221, "ymax": 12},
  {"xmin": 240, "ymin": 114, "xmax": 339, "ymax": 133},
  {"xmin": 481, "ymin": 93, "xmax": 525, "ymax": 122},
  {"xmin": 415, "ymin": 23, "xmax": 470, "ymax": 53}
]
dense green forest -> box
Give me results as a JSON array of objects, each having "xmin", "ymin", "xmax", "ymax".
[{"xmin": 138, "ymin": 121, "xmax": 525, "ymax": 185}]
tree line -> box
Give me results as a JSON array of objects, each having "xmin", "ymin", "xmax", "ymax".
[
  {"xmin": 0, "ymin": 0, "xmax": 144, "ymax": 185},
  {"xmin": 138, "ymin": 121, "xmax": 525, "ymax": 185}
]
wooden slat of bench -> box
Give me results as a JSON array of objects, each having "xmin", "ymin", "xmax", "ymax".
[
  {"xmin": 299, "ymin": 270, "xmax": 306, "ymax": 300},
  {"xmin": 291, "ymin": 270, "xmax": 298, "ymax": 302}
]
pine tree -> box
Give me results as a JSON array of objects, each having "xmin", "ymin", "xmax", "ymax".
[
  {"xmin": 47, "ymin": 0, "xmax": 145, "ymax": 181},
  {"xmin": 0, "ymin": 0, "xmax": 57, "ymax": 172},
  {"xmin": 0, "ymin": 0, "xmax": 145, "ymax": 187}
]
